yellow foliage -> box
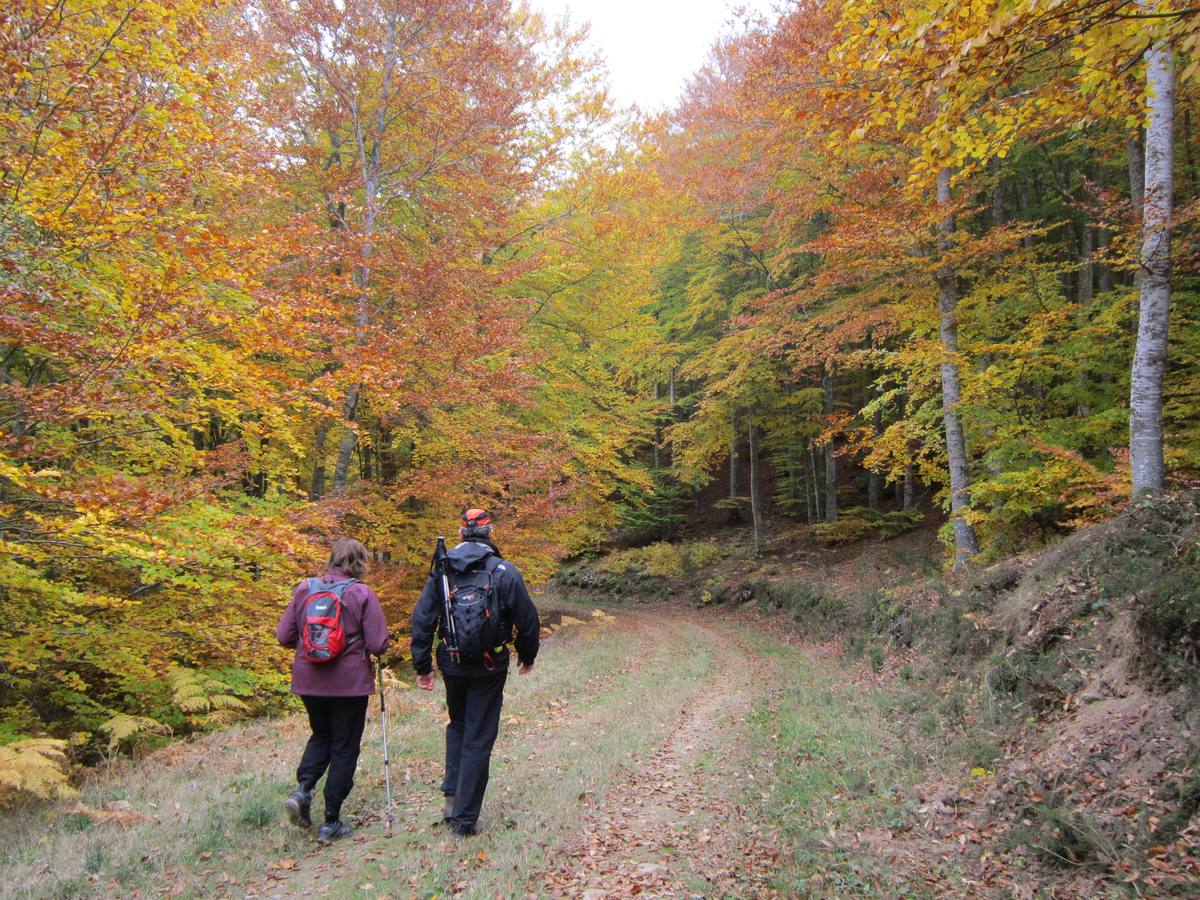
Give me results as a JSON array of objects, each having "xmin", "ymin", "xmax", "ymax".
[
  {"xmin": 0, "ymin": 739, "xmax": 76, "ymax": 805},
  {"xmin": 598, "ymin": 543, "xmax": 685, "ymax": 578},
  {"xmin": 641, "ymin": 543, "xmax": 685, "ymax": 578}
]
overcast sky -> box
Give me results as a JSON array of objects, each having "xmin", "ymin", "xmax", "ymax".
[{"xmin": 530, "ymin": 0, "xmax": 778, "ymax": 113}]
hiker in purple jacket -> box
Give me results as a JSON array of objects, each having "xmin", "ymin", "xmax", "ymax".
[{"xmin": 275, "ymin": 538, "xmax": 389, "ymax": 842}]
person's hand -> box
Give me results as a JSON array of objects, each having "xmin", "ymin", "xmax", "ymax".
[
  {"xmin": 518, "ymin": 662, "xmax": 534, "ymax": 675},
  {"xmin": 417, "ymin": 672, "xmax": 436, "ymax": 690}
]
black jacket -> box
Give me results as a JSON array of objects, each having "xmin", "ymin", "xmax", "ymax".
[{"xmin": 409, "ymin": 541, "xmax": 540, "ymax": 677}]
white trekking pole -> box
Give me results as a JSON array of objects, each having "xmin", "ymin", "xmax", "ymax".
[{"xmin": 376, "ymin": 660, "xmax": 394, "ymax": 831}]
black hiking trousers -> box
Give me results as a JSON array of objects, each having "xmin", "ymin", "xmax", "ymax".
[
  {"xmin": 440, "ymin": 670, "xmax": 507, "ymax": 830},
  {"xmin": 297, "ymin": 694, "xmax": 369, "ymax": 823}
]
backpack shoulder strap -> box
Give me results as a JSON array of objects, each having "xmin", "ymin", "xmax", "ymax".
[{"xmin": 329, "ymin": 578, "xmax": 358, "ymax": 596}]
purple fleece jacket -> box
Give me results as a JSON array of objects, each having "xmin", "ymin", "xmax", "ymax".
[{"xmin": 275, "ymin": 568, "xmax": 390, "ymax": 697}]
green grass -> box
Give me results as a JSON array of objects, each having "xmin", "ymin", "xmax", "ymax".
[{"xmin": 742, "ymin": 636, "xmax": 962, "ymax": 896}]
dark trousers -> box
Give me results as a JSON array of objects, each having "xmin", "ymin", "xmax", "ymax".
[
  {"xmin": 297, "ymin": 695, "xmax": 369, "ymax": 823},
  {"xmin": 440, "ymin": 671, "xmax": 507, "ymax": 829}
]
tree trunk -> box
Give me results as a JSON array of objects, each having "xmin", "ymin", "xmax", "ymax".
[
  {"xmin": 310, "ymin": 424, "xmax": 329, "ymax": 500},
  {"xmin": 748, "ymin": 413, "xmax": 764, "ymax": 555},
  {"xmin": 868, "ymin": 404, "xmax": 882, "ymax": 511},
  {"xmin": 936, "ymin": 167, "xmax": 981, "ymax": 567},
  {"xmin": 904, "ymin": 464, "xmax": 915, "ymax": 511},
  {"xmin": 653, "ymin": 382, "xmax": 662, "ymax": 470},
  {"xmin": 786, "ymin": 446, "xmax": 801, "ymax": 518},
  {"xmin": 1019, "ymin": 175, "xmax": 1036, "ymax": 251},
  {"xmin": 332, "ymin": 16, "xmax": 401, "ymax": 494},
  {"xmin": 1128, "ymin": 134, "xmax": 1146, "ymax": 221},
  {"xmin": 808, "ymin": 439, "xmax": 822, "ymax": 522},
  {"xmin": 1185, "ymin": 108, "xmax": 1199, "ymax": 194},
  {"xmin": 668, "ymin": 368, "xmax": 676, "ymax": 468},
  {"xmin": 1096, "ymin": 164, "xmax": 1112, "ymax": 293},
  {"xmin": 377, "ymin": 425, "xmax": 397, "ymax": 483},
  {"xmin": 1077, "ymin": 220, "xmax": 1094, "ymax": 303},
  {"xmin": 804, "ymin": 445, "xmax": 815, "ymax": 525},
  {"xmin": 729, "ymin": 409, "xmax": 740, "ymax": 499},
  {"xmin": 1130, "ymin": 36, "xmax": 1175, "ymax": 498},
  {"xmin": 990, "ymin": 156, "xmax": 1005, "ymax": 228},
  {"xmin": 360, "ymin": 443, "xmax": 372, "ymax": 480},
  {"xmin": 331, "ymin": 384, "xmax": 361, "ymax": 492},
  {"xmin": 822, "ymin": 366, "xmax": 838, "ymax": 523}
]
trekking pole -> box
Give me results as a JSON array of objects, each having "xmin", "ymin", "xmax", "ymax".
[
  {"xmin": 376, "ymin": 660, "xmax": 394, "ymax": 831},
  {"xmin": 433, "ymin": 536, "xmax": 459, "ymax": 663}
]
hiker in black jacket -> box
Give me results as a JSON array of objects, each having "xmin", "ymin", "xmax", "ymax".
[{"xmin": 410, "ymin": 508, "xmax": 540, "ymax": 836}]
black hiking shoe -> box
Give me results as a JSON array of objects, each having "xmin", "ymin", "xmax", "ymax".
[
  {"xmin": 285, "ymin": 786, "xmax": 312, "ymax": 829},
  {"xmin": 449, "ymin": 822, "xmax": 477, "ymax": 837},
  {"xmin": 316, "ymin": 821, "xmax": 353, "ymax": 843}
]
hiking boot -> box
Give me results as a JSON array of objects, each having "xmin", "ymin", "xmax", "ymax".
[
  {"xmin": 285, "ymin": 786, "xmax": 312, "ymax": 829},
  {"xmin": 316, "ymin": 821, "xmax": 353, "ymax": 843},
  {"xmin": 449, "ymin": 822, "xmax": 477, "ymax": 837}
]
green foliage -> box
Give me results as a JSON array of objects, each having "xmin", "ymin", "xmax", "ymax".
[
  {"xmin": 681, "ymin": 540, "xmax": 723, "ymax": 569},
  {"xmin": 615, "ymin": 466, "xmax": 691, "ymax": 542},
  {"xmin": 167, "ymin": 667, "xmax": 251, "ymax": 727}
]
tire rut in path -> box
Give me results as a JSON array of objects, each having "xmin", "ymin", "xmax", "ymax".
[{"xmin": 533, "ymin": 614, "xmax": 782, "ymax": 898}]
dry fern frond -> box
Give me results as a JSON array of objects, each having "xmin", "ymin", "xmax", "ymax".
[{"xmin": 0, "ymin": 739, "xmax": 76, "ymax": 805}]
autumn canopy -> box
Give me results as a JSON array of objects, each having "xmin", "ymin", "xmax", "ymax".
[{"xmin": 1, "ymin": 0, "xmax": 1197, "ymax": 788}]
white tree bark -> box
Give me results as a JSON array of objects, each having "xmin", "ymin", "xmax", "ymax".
[
  {"xmin": 1129, "ymin": 38, "xmax": 1175, "ymax": 497},
  {"xmin": 936, "ymin": 168, "xmax": 981, "ymax": 567}
]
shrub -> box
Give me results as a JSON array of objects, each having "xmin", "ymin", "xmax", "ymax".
[
  {"xmin": 682, "ymin": 540, "xmax": 723, "ymax": 569},
  {"xmin": 812, "ymin": 507, "xmax": 924, "ymax": 546},
  {"xmin": 641, "ymin": 542, "xmax": 684, "ymax": 578},
  {"xmin": 597, "ymin": 549, "xmax": 639, "ymax": 576}
]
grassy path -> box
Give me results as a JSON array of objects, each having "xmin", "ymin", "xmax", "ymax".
[{"xmin": 4, "ymin": 605, "xmax": 950, "ymax": 898}]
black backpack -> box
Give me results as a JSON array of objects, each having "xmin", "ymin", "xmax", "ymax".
[{"xmin": 443, "ymin": 556, "xmax": 506, "ymax": 663}]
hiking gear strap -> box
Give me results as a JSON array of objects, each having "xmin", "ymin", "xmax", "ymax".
[{"xmin": 433, "ymin": 537, "xmax": 458, "ymax": 663}]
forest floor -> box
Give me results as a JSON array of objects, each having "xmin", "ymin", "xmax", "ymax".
[
  {"xmin": 9, "ymin": 499, "xmax": 1200, "ymax": 899},
  {"xmin": 5, "ymin": 599, "xmax": 990, "ymax": 899}
]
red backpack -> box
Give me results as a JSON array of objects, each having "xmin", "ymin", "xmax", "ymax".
[{"xmin": 299, "ymin": 578, "xmax": 359, "ymax": 663}]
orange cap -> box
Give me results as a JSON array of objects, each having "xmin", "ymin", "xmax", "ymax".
[{"xmin": 461, "ymin": 508, "xmax": 493, "ymax": 527}]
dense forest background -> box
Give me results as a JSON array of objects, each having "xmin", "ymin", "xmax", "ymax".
[{"xmin": 2, "ymin": 0, "xmax": 1198, "ymax": 793}]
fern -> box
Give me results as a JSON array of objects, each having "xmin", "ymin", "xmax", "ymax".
[
  {"xmin": 99, "ymin": 714, "xmax": 170, "ymax": 752},
  {"xmin": 167, "ymin": 667, "xmax": 249, "ymax": 725},
  {"xmin": 0, "ymin": 739, "xmax": 76, "ymax": 805}
]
